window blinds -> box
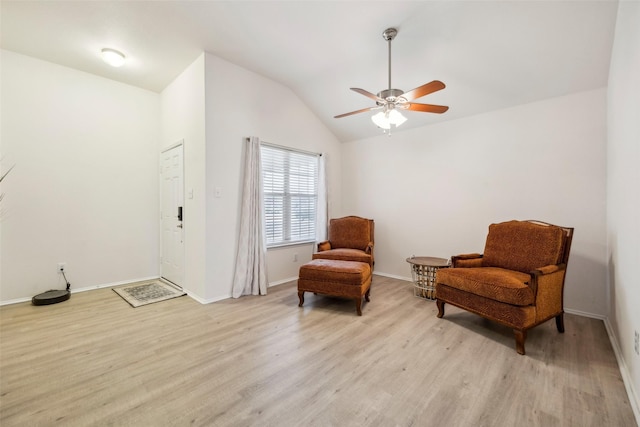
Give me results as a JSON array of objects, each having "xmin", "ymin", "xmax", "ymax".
[{"xmin": 261, "ymin": 145, "xmax": 318, "ymax": 246}]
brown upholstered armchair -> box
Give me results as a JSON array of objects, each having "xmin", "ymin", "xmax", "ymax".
[
  {"xmin": 435, "ymin": 220, "xmax": 573, "ymax": 355},
  {"xmin": 312, "ymin": 216, "xmax": 374, "ymax": 268}
]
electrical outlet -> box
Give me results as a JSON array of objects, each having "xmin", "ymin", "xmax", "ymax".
[
  {"xmin": 634, "ymin": 330, "xmax": 639, "ymax": 356},
  {"xmin": 57, "ymin": 262, "xmax": 66, "ymax": 273},
  {"xmin": 293, "ymin": 253, "xmax": 298, "ymax": 262}
]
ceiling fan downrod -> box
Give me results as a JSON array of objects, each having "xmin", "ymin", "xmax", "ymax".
[
  {"xmin": 378, "ymin": 28, "xmax": 404, "ymax": 104},
  {"xmin": 383, "ymin": 28, "xmax": 396, "ymax": 92}
]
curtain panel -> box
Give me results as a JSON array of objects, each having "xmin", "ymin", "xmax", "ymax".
[
  {"xmin": 232, "ymin": 137, "xmax": 268, "ymax": 298},
  {"xmin": 315, "ymin": 153, "xmax": 328, "ymax": 246}
]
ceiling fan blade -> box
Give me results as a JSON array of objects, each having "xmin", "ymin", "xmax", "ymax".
[
  {"xmin": 350, "ymin": 88, "xmax": 384, "ymax": 103},
  {"xmin": 334, "ymin": 106, "xmax": 377, "ymax": 119},
  {"xmin": 404, "ymin": 103, "xmax": 449, "ymax": 114},
  {"xmin": 401, "ymin": 80, "xmax": 446, "ymax": 102}
]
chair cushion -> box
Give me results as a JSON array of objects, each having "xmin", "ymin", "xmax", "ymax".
[
  {"xmin": 328, "ymin": 217, "xmax": 372, "ymax": 251},
  {"xmin": 313, "ymin": 248, "xmax": 372, "ymax": 265},
  {"xmin": 436, "ymin": 267, "xmax": 534, "ymax": 306},
  {"xmin": 436, "ymin": 284, "xmax": 536, "ymax": 327},
  {"xmin": 482, "ymin": 220, "xmax": 565, "ymax": 273}
]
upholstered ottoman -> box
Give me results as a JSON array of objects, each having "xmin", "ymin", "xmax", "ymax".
[{"xmin": 298, "ymin": 259, "xmax": 372, "ymax": 316}]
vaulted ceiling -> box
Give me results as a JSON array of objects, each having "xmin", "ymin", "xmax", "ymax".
[{"xmin": 1, "ymin": 1, "xmax": 618, "ymax": 142}]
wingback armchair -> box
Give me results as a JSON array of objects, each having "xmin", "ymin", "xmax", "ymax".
[
  {"xmin": 435, "ymin": 220, "xmax": 573, "ymax": 355},
  {"xmin": 312, "ymin": 216, "xmax": 374, "ymax": 268}
]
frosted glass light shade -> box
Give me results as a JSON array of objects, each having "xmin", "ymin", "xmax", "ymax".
[
  {"xmin": 101, "ymin": 48, "xmax": 126, "ymax": 67},
  {"xmin": 371, "ymin": 111, "xmax": 391, "ymax": 129},
  {"xmin": 388, "ymin": 109, "xmax": 407, "ymax": 126},
  {"xmin": 371, "ymin": 108, "xmax": 407, "ymax": 130}
]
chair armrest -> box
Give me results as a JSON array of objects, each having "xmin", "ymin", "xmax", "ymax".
[
  {"xmin": 365, "ymin": 242, "xmax": 374, "ymax": 254},
  {"xmin": 452, "ymin": 253, "xmax": 483, "ymax": 268},
  {"xmin": 529, "ymin": 264, "xmax": 566, "ymax": 292},
  {"xmin": 529, "ymin": 264, "xmax": 568, "ymax": 319},
  {"xmin": 532, "ymin": 264, "xmax": 565, "ymax": 276},
  {"xmin": 317, "ymin": 241, "xmax": 331, "ymax": 252}
]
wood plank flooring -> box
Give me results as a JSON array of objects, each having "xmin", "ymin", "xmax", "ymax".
[{"xmin": 1, "ymin": 276, "xmax": 636, "ymax": 426}]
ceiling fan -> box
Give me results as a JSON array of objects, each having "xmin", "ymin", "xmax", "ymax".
[{"xmin": 334, "ymin": 28, "xmax": 448, "ymax": 131}]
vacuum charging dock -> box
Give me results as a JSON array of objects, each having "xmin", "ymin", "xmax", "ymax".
[
  {"xmin": 32, "ymin": 267, "xmax": 72, "ymax": 306},
  {"xmin": 32, "ymin": 289, "xmax": 71, "ymax": 306}
]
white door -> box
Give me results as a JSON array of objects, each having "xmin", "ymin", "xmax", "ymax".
[{"xmin": 161, "ymin": 144, "xmax": 184, "ymax": 287}]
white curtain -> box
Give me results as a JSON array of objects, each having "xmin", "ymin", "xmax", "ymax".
[
  {"xmin": 315, "ymin": 153, "xmax": 328, "ymax": 247},
  {"xmin": 232, "ymin": 137, "xmax": 268, "ymax": 298}
]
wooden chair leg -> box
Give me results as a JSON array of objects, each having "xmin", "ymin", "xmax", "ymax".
[
  {"xmin": 364, "ymin": 288, "xmax": 371, "ymax": 302},
  {"xmin": 355, "ymin": 298, "xmax": 363, "ymax": 316},
  {"xmin": 514, "ymin": 329, "xmax": 527, "ymax": 355},
  {"xmin": 556, "ymin": 313, "xmax": 565, "ymax": 333},
  {"xmin": 298, "ymin": 291, "xmax": 305, "ymax": 307},
  {"xmin": 436, "ymin": 300, "xmax": 445, "ymax": 318}
]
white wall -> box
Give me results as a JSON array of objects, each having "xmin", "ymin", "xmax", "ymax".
[
  {"xmin": 159, "ymin": 52, "xmax": 342, "ymax": 302},
  {"xmin": 0, "ymin": 51, "xmax": 341, "ymax": 302},
  {"xmin": 342, "ymin": 88, "xmax": 607, "ymax": 316},
  {"xmin": 160, "ymin": 54, "xmax": 207, "ymax": 300},
  {"xmin": 0, "ymin": 50, "xmax": 160, "ymax": 303},
  {"xmin": 607, "ymin": 0, "xmax": 640, "ymax": 416},
  {"xmin": 202, "ymin": 53, "xmax": 342, "ymax": 300},
  {"xmin": 0, "ymin": 48, "xmax": 342, "ymax": 305}
]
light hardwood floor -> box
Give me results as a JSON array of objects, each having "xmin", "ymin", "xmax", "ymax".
[{"xmin": 1, "ymin": 276, "xmax": 636, "ymax": 427}]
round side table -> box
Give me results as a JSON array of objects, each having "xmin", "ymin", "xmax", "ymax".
[{"xmin": 406, "ymin": 256, "xmax": 451, "ymax": 300}]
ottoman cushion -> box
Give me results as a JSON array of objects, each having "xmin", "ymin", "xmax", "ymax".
[{"xmin": 299, "ymin": 259, "xmax": 371, "ymax": 285}]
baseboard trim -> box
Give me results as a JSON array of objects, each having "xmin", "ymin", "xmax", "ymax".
[
  {"xmin": 564, "ymin": 307, "xmax": 606, "ymax": 320},
  {"xmin": 603, "ymin": 317, "xmax": 640, "ymax": 426},
  {"xmin": 186, "ymin": 291, "xmax": 230, "ymax": 305},
  {"xmin": 268, "ymin": 276, "xmax": 298, "ymax": 287},
  {"xmin": 371, "ymin": 271, "xmax": 412, "ymax": 282},
  {"xmin": 0, "ymin": 275, "xmax": 160, "ymax": 306},
  {"xmin": 185, "ymin": 277, "xmax": 297, "ymax": 305},
  {"xmin": 567, "ymin": 308, "xmax": 640, "ymax": 423}
]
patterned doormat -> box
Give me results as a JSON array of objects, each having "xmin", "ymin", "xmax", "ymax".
[{"xmin": 113, "ymin": 281, "xmax": 186, "ymax": 308}]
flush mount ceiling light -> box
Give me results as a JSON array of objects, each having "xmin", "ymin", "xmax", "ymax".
[
  {"xmin": 334, "ymin": 28, "xmax": 449, "ymax": 134},
  {"xmin": 101, "ymin": 48, "xmax": 126, "ymax": 67}
]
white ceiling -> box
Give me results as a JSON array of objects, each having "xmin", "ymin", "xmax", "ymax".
[{"xmin": 1, "ymin": 1, "xmax": 619, "ymax": 142}]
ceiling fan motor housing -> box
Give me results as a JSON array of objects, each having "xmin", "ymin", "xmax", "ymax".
[{"xmin": 376, "ymin": 88, "xmax": 405, "ymax": 105}]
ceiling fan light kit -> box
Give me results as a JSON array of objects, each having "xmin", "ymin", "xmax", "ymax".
[
  {"xmin": 372, "ymin": 107, "xmax": 406, "ymax": 130},
  {"xmin": 335, "ymin": 27, "xmax": 449, "ymax": 134}
]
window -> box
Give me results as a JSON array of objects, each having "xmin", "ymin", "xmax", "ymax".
[{"xmin": 261, "ymin": 144, "xmax": 319, "ymax": 247}]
